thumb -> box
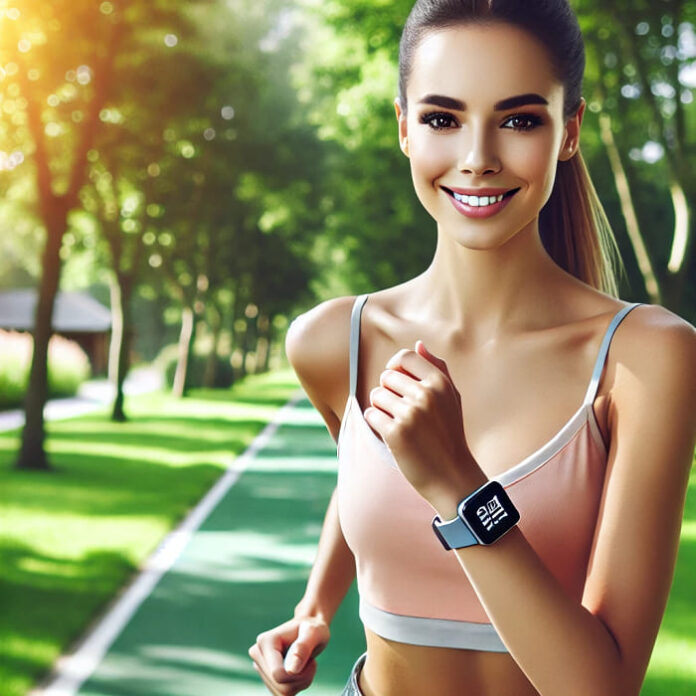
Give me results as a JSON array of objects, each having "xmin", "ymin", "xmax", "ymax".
[
  {"xmin": 416, "ymin": 340, "xmax": 452, "ymax": 379},
  {"xmin": 284, "ymin": 621, "xmax": 324, "ymax": 674}
]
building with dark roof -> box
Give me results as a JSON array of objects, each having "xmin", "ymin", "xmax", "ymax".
[{"xmin": 0, "ymin": 289, "xmax": 111, "ymax": 373}]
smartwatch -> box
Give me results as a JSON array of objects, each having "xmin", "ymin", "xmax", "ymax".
[{"xmin": 432, "ymin": 480, "xmax": 520, "ymax": 550}]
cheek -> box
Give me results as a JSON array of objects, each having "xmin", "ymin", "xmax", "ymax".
[{"xmin": 409, "ymin": 136, "xmax": 452, "ymax": 183}]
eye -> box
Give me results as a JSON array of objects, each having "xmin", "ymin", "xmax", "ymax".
[
  {"xmin": 502, "ymin": 113, "xmax": 543, "ymax": 132},
  {"xmin": 419, "ymin": 111, "xmax": 459, "ymax": 131}
]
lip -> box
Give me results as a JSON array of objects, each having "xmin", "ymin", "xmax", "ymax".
[
  {"xmin": 442, "ymin": 186, "xmax": 518, "ymax": 196},
  {"xmin": 442, "ymin": 186, "xmax": 520, "ymax": 219}
]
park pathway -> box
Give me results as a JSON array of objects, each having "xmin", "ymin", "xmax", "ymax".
[
  {"xmin": 0, "ymin": 368, "xmax": 163, "ymax": 433},
  {"xmin": 34, "ymin": 393, "xmax": 363, "ymax": 696}
]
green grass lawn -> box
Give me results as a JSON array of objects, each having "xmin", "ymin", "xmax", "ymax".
[
  {"xmin": 642, "ymin": 460, "xmax": 696, "ymax": 695},
  {"xmin": 0, "ymin": 369, "xmax": 301, "ymax": 696},
  {"xmin": 0, "ymin": 366, "xmax": 693, "ymax": 696}
]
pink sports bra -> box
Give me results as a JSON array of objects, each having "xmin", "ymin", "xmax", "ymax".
[{"xmin": 336, "ymin": 294, "xmax": 643, "ymax": 652}]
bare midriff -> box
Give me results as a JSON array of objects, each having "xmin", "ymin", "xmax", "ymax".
[{"xmin": 358, "ymin": 629, "xmax": 540, "ymax": 696}]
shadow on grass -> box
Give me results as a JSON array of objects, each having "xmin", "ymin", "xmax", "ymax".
[{"xmin": 0, "ymin": 542, "xmax": 136, "ymax": 690}]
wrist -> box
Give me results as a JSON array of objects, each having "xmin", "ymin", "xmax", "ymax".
[
  {"xmin": 429, "ymin": 468, "xmax": 489, "ymax": 520},
  {"xmin": 293, "ymin": 598, "xmax": 331, "ymax": 625}
]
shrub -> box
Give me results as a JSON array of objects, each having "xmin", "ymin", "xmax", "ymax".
[{"xmin": 0, "ymin": 331, "xmax": 91, "ymax": 410}]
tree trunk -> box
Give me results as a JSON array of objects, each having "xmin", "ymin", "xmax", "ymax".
[
  {"xmin": 263, "ymin": 320, "xmax": 274, "ymax": 372},
  {"xmin": 256, "ymin": 314, "xmax": 271, "ymax": 374},
  {"xmin": 173, "ymin": 305, "xmax": 195, "ymax": 398},
  {"xmin": 108, "ymin": 272, "xmax": 133, "ymax": 421},
  {"xmin": 202, "ymin": 307, "xmax": 222, "ymax": 388},
  {"xmin": 597, "ymin": 110, "xmax": 661, "ymax": 304},
  {"xmin": 15, "ymin": 211, "xmax": 67, "ymax": 470}
]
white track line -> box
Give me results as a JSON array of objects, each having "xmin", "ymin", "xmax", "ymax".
[{"xmin": 32, "ymin": 390, "xmax": 306, "ymax": 696}]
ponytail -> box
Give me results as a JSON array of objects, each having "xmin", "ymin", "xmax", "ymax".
[{"xmin": 539, "ymin": 149, "xmax": 626, "ymax": 297}]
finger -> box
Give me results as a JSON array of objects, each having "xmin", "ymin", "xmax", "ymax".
[
  {"xmin": 384, "ymin": 348, "xmax": 422, "ymax": 379},
  {"xmin": 369, "ymin": 385, "xmax": 410, "ymax": 420},
  {"xmin": 252, "ymin": 661, "xmax": 282, "ymax": 696},
  {"xmin": 386, "ymin": 347, "xmax": 443, "ymax": 383},
  {"xmin": 256, "ymin": 627, "xmax": 295, "ymax": 680},
  {"xmin": 363, "ymin": 403, "xmax": 394, "ymax": 439},
  {"xmin": 284, "ymin": 620, "xmax": 326, "ymax": 674},
  {"xmin": 379, "ymin": 368, "xmax": 422, "ymax": 399},
  {"xmin": 415, "ymin": 340, "xmax": 454, "ymax": 380},
  {"xmin": 255, "ymin": 655, "xmax": 315, "ymax": 696}
]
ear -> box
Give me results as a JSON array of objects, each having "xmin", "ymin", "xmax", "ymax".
[
  {"xmin": 558, "ymin": 97, "xmax": 586, "ymax": 162},
  {"xmin": 394, "ymin": 97, "xmax": 409, "ymax": 158}
]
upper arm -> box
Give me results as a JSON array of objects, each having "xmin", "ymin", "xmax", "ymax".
[
  {"xmin": 582, "ymin": 305, "xmax": 696, "ymax": 692},
  {"xmin": 285, "ymin": 295, "xmax": 355, "ymax": 445}
]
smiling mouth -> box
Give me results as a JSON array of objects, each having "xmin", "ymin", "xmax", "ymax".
[{"xmin": 440, "ymin": 186, "xmax": 520, "ymax": 200}]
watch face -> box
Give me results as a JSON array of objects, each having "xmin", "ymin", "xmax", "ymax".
[{"xmin": 459, "ymin": 481, "xmax": 520, "ymax": 545}]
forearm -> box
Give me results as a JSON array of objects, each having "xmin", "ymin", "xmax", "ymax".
[
  {"xmin": 294, "ymin": 487, "xmax": 356, "ymax": 624},
  {"xmin": 452, "ymin": 526, "xmax": 629, "ymax": 696}
]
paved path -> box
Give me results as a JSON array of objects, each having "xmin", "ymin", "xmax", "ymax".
[
  {"xmin": 34, "ymin": 393, "xmax": 363, "ymax": 696},
  {"xmin": 0, "ymin": 368, "xmax": 163, "ymax": 433}
]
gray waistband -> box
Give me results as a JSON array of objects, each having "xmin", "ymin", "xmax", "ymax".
[{"xmin": 359, "ymin": 598, "xmax": 508, "ymax": 652}]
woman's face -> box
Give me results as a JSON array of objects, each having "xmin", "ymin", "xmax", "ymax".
[{"xmin": 395, "ymin": 22, "xmax": 584, "ymax": 249}]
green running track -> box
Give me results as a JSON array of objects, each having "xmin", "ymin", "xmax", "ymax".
[{"xmin": 40, "ymin": 394, "xmax": 364, "ymax": 696}]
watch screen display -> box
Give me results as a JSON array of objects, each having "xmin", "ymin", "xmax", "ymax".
[{"xmin": 459, "ymin": 481, "xmax": 520, "ymax": 544}]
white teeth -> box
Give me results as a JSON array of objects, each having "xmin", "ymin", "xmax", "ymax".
[{"xmin": 452, "ymin": 192, "xmax": 505, "ymax": 206}]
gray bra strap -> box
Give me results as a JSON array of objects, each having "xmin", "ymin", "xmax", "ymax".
[
  {"xmin": 583, "ymin": 302, "xmax": 643, "ymax": 406},
  {"xmin": 349, "ymin": 294, "xmax": 370, "ymax": 397}
]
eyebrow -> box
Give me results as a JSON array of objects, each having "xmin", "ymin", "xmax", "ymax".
[{"xmin": 416, "ymin": 93, "xmax": 549, "ymax": 111}]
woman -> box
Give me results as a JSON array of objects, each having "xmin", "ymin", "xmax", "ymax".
[{"xmin": 248, "ymin": 1, "xmax": 696, "ymax": 694}]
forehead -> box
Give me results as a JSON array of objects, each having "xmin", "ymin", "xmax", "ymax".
[{"xmin": 408, "ymin": 23, "xmax": 562, "ymax": 107}]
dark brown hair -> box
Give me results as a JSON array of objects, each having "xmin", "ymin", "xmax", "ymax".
[{"xmin": 398, "ymin": 0, "xmax": 625, "ymax": 296}]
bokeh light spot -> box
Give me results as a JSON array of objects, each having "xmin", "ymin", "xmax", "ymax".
[
  {"xmin": 221, "ymin": 105, "xmax": 235, "ymax": 120},
  {"xmin": 100, "ymin": 1, "xmax": 114, "ymax": 15},
  {"xmin": 0, "ymin": 151, "xmax": 24, "ymax": 170},
  {"xmin": 148, "ymin": 254, "xmax": 162, "ymax": 268},
  {"xmin": 28, "ymin": 68, "xmax": 40, "ymax": 81},
  {"xmin": 7, "ymin": 8, "xmax": 20, "ymax": 20},
  {"xmin": 76, "ymin": 65, "xmax": 92, "ymax": 85},
  {"xmin": 47, "ymin": 94, "xmax": 60, "ymax": 107},
  {"xmin": 18, "ymin": 39, "xmax": 31, "ymax": 53},
  {"xmin": 45, "ymin": 123, "xmax": 62, "ymax": 137},
  {"xmin": 147, "ymin": 163, "xmax": 161, "ymax": 177},
  {"xmin": 164, "ymin": 34, "xmax": 178, "ymax": 47},
  {"xmin": 178, "ymin": 141, "xmax": 195, "ymax": 158},
  {"xmin": 203, "ymin": 127, "xmax": 216, "ymax": 141}
]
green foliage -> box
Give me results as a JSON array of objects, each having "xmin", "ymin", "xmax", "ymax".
[
  {"xmin": 158, "ymin": 343, "xmax": 235, "ymax": 390},
  {"xmin": 0, "ymin": 331, "xmax": 90, "ymax": 410}
]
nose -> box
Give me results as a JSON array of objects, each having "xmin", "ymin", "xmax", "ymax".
[{"xmin": 457, "ymin": 124, "xmax": 501, "ymax": 175}]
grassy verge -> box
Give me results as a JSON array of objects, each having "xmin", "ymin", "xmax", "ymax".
[
  {"xmin": 0, "ymin": 369, "xmax": 301, "ymax": 696},
  {"xmin": 642, "ymin": 461, "xmax": 696, "ymax": 695}
]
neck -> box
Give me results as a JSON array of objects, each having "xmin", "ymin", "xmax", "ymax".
[{"xmin": 412, "ymin": 219, "xmax": 577, "ymax": 346}]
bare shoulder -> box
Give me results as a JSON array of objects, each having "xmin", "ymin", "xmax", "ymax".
[
  {"xmin": 285, "ymin": 295, "xmax": 358, "ymax": 441},
  {"xmin": 613, "ymin": 303, "xmax": 696, "ymax": 385},
  {"xmin": 609, "ymin": 302, "xmax": 696, "ymax": 440}
]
